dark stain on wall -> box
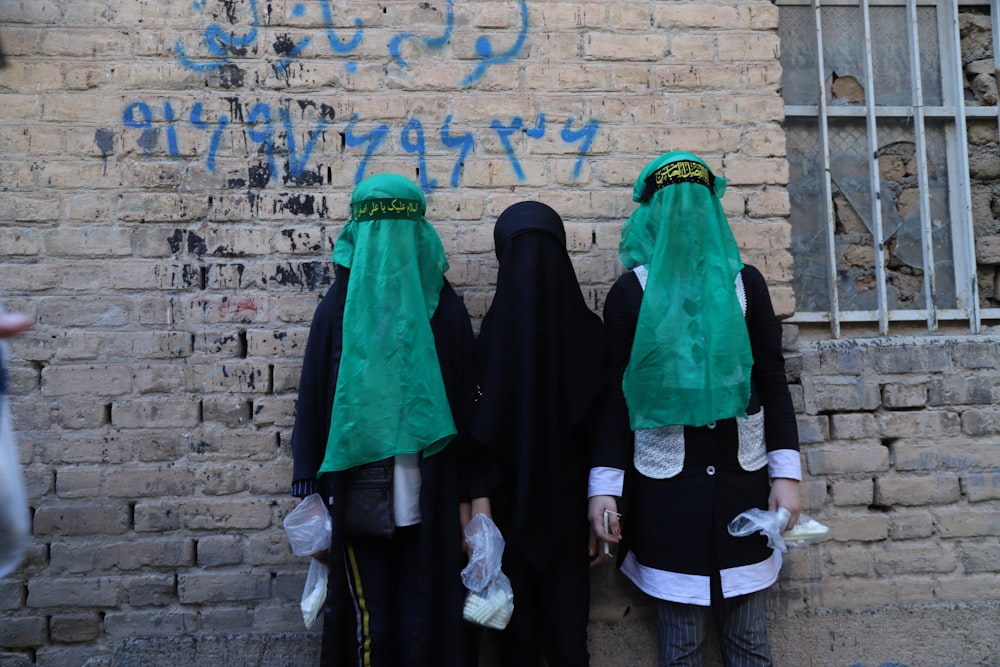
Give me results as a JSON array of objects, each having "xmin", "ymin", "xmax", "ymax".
[{"xmin": 94, "ymin": 128, "xmax": 114, "ymax": 156}]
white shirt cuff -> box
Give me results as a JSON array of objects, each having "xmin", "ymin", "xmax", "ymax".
[
  {"xmin": 589, "ymin": 466, "xmax": 625, "ymax": 498},
  {"xmin": 768, "ymin": 449, "xmax": 802, "ymax": 481}
]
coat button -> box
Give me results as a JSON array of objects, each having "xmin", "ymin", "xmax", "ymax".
[
  {"xmin": 707, "ymin": 421, "xmax": 716, "ymax": 429},
  {"xmin": 706, "ymin": 466, "xmax": 716, "ymax": 475}
]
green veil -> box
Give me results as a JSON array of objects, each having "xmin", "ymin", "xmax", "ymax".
[
  {"xmin": 318, "ymin": 174, "xmax": 456, "ymax": 474},
  {"xmin": 619, "ymin": 152, "xmax": 753, "ymax": 429}
]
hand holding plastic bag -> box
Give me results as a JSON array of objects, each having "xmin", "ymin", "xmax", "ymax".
[
  {"xmin": 461, "ymin": 513, "xmax": 514, "ymax": 630},
  {"xmin": 283, "ymin": 493, "xmax": 332, "ymax": 557},
  {"xmin": 283, "ymin": 494, "xmax": 332, "ymax": 628},
  {"xmin": 728, "ymin": 507, "xmax": 829, "ymax": 553}
]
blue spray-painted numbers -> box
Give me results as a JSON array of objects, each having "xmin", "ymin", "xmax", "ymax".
[
  {"xmin": 343, "ymin": 114, "xmax": 391, "ymax": 188},
  {"xmin": 439, "ymin": 115, "xmax": 474, "ymax": 188},
  {"xmin": 121, "ymin": 100, "xmax": 600, "ymax": 191},
  {"xmin": 490, "ymin": 114, "xmax": 546, "ymax": 181},
  {"xmin": 189, "ymin": 103, "xmax": 230, "ymax": 173},
  {"xmin": 173, "ymin": 0, "xmax": 527, "ymax": 88},
  {"xmin": 561, "ymin": 117, "xmax": 600, "ymax": 180},
  {"xmin": 401, "ymin": 119, "xmax": 439, "ymax": 193}
]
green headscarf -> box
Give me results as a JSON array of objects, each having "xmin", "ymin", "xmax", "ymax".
[
  {"xmin": 619, "ymin": 151, "xmax": 753, "ymax": 429},
  {"xmin": 318, "ymin": 173, "xmax": 456, "ymax": 474}
]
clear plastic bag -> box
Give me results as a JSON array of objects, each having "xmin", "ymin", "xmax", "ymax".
[
  {"xmin": 0, "ymin": 340, "xmax": 30, "ymax": 579},
  {"xmin": 728, "ymin": 507, "xmax": 829, "ymax": 553},
  {"xmin": 782, "ymin": 513, "xmax": 830, "ymax": 547},
  {"xmin": 300, "ymin": 558, "xmax": 328, "ymax": 629},
  {"xmin": 283, "ymin": 494, "xmax": 332, "ymax": 628},
  {"xmin": 283, "ymin": 493, "xmax": 332, "ymax": 557},
  {"xmin": 461, "ymin": 513, "xmax": 514, "ymax": 630}
]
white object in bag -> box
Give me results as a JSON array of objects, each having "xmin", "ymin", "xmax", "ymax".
[{"xmin": 301, "ymin": 558, "xmax": 328, "ymax": 629}]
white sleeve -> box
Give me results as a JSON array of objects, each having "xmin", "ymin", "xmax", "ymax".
[{"xmin": 588, "ymin": 466, "xmax": 625, "ymax": 498}]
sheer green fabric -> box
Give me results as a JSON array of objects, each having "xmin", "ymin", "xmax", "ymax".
[
  {"xmin": 318, "ymin": 174, "xmax": 456, "ymax": 474},
  {"xmin": 620, "ymin": 152, "xmax": 753, "ymax": 429}
]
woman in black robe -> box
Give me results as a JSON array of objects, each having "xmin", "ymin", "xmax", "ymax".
[{"xmin": 469, "ymin": 201, "xmax": 608, "ymax": 667}]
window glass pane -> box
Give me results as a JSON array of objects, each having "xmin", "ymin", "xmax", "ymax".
[
  {"xmin": 778, "ymin": 6, "xmax": 819, "ymax": 106},
  {"xmin": 969, "ymin": 116, "xmax": 1000, "ymax": 308},
  {"xmin": 786, "ymin": 117, "xmax": 833, "ymax": 312},
  {"xmin": 870, "ymin": 6, "xmax": 913, "ymax": 106},
  {"xmin": 787, "ymin": 117, "xmax": 958, "ymax": 313},
  {"xmin": 873, "ymin": 118, "xmax": 956, "ymax": 310},
  {"xmin": 915, "ymin": 5, "xmax": 943, "ymax": 106},
  {"xmin": 779, "ymin": 4, "xmax": 944, "ymax": 108},
  {"xmin": 821, "ymin": 6, "xmax": 867, "ymax": 108}
]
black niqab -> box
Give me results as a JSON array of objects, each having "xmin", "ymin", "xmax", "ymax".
[{"xmin": 472, "ymin": 201, "xmax": 607, "ymax": 569}]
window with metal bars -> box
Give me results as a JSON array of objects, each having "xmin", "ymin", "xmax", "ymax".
[{"xmin": 777, "ymin": 0, "xmax": 999, "ymax": 336}]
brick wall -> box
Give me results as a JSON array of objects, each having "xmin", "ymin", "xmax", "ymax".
[{"xmin": 1, "ymin": 2, "xmax": 998, "ymax": 666}]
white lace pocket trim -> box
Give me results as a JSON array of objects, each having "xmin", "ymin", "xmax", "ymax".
[
  {"xmin": 634, "ymin": 424, "xmax": 685, "ymax": 479},
  {"xmin": 736, "ymin": 408, "xmax": 767, "ymax": 471}
]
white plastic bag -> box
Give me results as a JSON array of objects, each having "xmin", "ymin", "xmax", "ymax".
[
  {"xmin": 283, "ymin": 493, "xmax": 332, "ymax": 557},
  {"xmin": 728, "ymin": 507, "xmax": 829, "ymax": 553},
  {"xmin": 461, "ymin": 513, "xmax": 514, "ymax": 630},
  {"xmin": 283, "ymin": 494, "xmax": 332, "ymax": 628},
  {"xmin": 0, "ymin": 339, "xmax": 30, "ymax": 579},
  {"xmin": 300, "ymin": 558, "xmax": 328, "ymax": 629}
]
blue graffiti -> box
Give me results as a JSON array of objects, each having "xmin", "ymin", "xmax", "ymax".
[
  {"xmin": 173, "ymin": 0, "xmax": 526, "ymax": 88},
  {"xmin": 278, "ymin": 107, "xmax": 329, "ymax": 184},
  {"xmin": 318, "ymin": 0, "xmax": 363, "ymax": 55},
  {"xmin": 122, "ymin": 102, "xmax": 161, "ymax": 154},
  {"xmin": 401, "ymin": 119, "xmax": 438, "ymax": 193},
  {"xmin": 122, "ymin": 100, "xmax": 600, "ymax": 191},
  {"xmin": 390, "ymin": 0, "xmax": 454, "ymax": 70},
  {"xmin": 174, "ymin": 0, "xmax": 261, "ymax": 73},
  {"xmin": 344, "ymin": 114, "xmax": 391, "ymax": 187},
  {"xmin": 561, "ymin": 117, "xmax": 600, "ymax": 179},
  {"xmin": 439, "ymin": 114, "xmax": 474, "ymax": 188},
  {"xmin": 490, "ymin": 114, "xmax": 545, "ymax": 181},
  {"xmin": 189, "ymin": 103, "xmax": 230, "ymax": 172},
  {"xmin": 462, "ymin": 0, "xmax": 529, "ymax": 86},
  {"xmin": 163, "ymin": 102, "xmax": 179, "ymax": 155},
  {"xmin": 246, "ymin": 103, "xmax": 276, "ymax": 179}
]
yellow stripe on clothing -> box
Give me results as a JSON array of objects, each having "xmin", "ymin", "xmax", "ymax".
[{"xmin": 346, "ymin": 541, "xmax": 373, "ymax": 667}]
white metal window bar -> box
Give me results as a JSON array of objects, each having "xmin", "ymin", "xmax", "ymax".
[{"xmin": 779, "ymin": 0, "xmax": 999, "ymax": 336}]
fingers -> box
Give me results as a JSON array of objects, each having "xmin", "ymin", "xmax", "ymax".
[
  {"xmin": 0, "ymin": 312, "xmax": 32, "ymax": 338},
  {"xmin": 587, "ymin": 495, "xmax": 621, "ymax": 544},
  {"xmin": 769, "ymin": 478, "xmax": 801, "ymax": 530}
]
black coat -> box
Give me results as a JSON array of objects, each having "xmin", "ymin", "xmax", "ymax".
[{"xmin": 596, "ymin": 264, "xmax": 800, "ymax": 601}]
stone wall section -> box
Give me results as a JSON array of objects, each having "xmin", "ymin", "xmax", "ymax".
[{"xmin": 0, "ymin": 1, "xmax": 998, "ymax": 666}]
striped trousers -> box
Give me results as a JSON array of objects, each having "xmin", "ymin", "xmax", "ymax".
[{"xmin": 655, "ymin": 589, "xmax": 772, "ymax": 667}]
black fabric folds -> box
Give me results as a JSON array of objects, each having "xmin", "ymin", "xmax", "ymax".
[{"xmin": 472, "ymin": 201, "xmax": 607, "ymax": 569}]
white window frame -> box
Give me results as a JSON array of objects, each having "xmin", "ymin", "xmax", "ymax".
[{"xmin": 778, "ymin": 0, "xmax": 1000, "ymax": 336}]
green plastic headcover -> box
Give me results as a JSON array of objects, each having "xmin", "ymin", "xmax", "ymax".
[
  {"xmin": 619, "ymin": 152, "xmax": 753, "ymax": 429},
  {"xmin": 318, "ymin": 173, "xmax": 456, "ymax": 474}
]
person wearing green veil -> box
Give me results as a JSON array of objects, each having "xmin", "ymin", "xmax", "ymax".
[
  {"xmin": 290, "ymin": 173, "xmax": 476, "ymax": 667},
  {"xmin": 588, "ymin": 153, "xmax": 802, "ymax": 666}
]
